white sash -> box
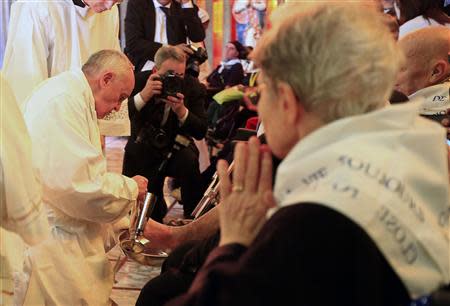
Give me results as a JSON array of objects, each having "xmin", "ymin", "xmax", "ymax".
[{"xmin": 271, "ymin": 99, "xmax": 450, "ymax": 298}]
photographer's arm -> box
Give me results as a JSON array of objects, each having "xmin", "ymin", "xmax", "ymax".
[
  {"xmin": 179, "ymin": 1, "xmax": 206, "ymax": 43},
  {"xmin": 179, "ymin": 80, "xmax": 208, "ymax": 139},
  {"xmin": 128, "ymin": 73, "xmax": 162, "ymax": 120}
]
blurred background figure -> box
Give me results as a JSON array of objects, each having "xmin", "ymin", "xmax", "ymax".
[
  {"xmin": 0, "ymin": 73, "xmax": 51, "ymax": 305},
  {"xmin": 394, "ymin": 0, "xmax": 450, "ymax": 38}
]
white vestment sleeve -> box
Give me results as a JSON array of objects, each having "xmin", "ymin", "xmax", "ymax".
[
  {"xmin": 26, "ymin": 94, "xmax": 138, "ymax": 224},
  {"xmin": 0, "ymin": 73, "xmax": 50, "ymax": 246},
  {"xmin": 2, "ymin": 3, "xmax": 51, "ymax": 110},
  {"xmin": 112, "ymin": 5, "xmax": 121, "ymax": 51}
]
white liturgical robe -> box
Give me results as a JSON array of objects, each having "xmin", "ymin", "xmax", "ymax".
[
  {"xmin": 2, "ymin": 0, "xmax": 130, "ymax": 136},
  {"xmin": 0, "ymin": 73, "xmax": 51, "ymax": 305},
  {"xmin": 22, "ymin": 70, "xmax": 138, "ymax": 305}
]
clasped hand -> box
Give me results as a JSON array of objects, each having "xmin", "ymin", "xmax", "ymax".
[{"xmin": 217, "ymin": 137, "xmax": 276, "ymax": 247}]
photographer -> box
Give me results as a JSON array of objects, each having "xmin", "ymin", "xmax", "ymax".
[{"xmin": 123, "ymin": 45, "xmax": 208, "ymax": 222}]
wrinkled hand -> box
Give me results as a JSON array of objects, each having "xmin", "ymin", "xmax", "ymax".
[
  {"xmin": 132, "ymin": 175, "xmax": 148, "ymax": 202},
  {"xmin": 176, "ymin": 43, "xmax": 194, "ymax": 55},
  {"xmin": 140, "ymin": 73, "xmax": 162, "ymax": 102},
  {"xmin": 164, "ymin": 93, "xmax": 188, "ymax": 120},
  {"xmin": 217, "ymin": 137, "xmax": 276, "ymax": 247}
]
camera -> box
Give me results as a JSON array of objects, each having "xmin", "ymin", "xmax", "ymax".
[
  {"xmin": 156, "ymin": 70, "xmax": 184, "ymax": 99},
  {"xmin": 135, "ymin": 124, "xmax": 171, "ymax": 150},
  {"xmin": 186, "ymin": 45, "xmax": 208, "ymax": 78}
]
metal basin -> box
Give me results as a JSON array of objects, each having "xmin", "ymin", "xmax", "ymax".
[{"xmin": 118, "ymin": 230, "xmax": 169, "ymax": 266}]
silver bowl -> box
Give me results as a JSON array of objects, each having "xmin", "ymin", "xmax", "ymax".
[{"xmin": 118, "ymin": 230, "xmax": 169, "ymax": 266}]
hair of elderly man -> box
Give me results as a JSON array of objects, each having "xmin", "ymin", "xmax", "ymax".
[
  {"xmin": 399, "ymin": 27, "xmax": 450, "ymax": 73},
  {"xmin": 252, "ymin": 2, "xmax": 402, "ymax": 123},
  {"xmin": 82, "ymin": 49, "xmax": 133, "ymax": 78},
  {"xmin": 154, "ymin": 45, "xmax": 186, "ymax": 69}
]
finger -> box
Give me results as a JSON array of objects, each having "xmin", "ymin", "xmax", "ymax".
[
  {"xmin": 183, "ymin": 47, "xmax": 194, "ymax": 54},
  {"xmin": 176, "ymin": 93, "xmax": 184, "ymax": 99},
  {"xmin": 149, "ymin": 74, "xmax": 160, "ymax": 81},
  {"xmin": 258, "ymin": 145, "xmax": 273, "ymax": 192},
  {"xmin": 263, "ymin": 190, "xmax": 276, "ymax": 209},
  {"xmin": 232, "ymin": 141, "xmax": 248, "ymax": 191},
  {"xmin": 244, "ymin": 137, "xmax": 261, "ymax": 192},
  {"xmin": 166, "ymin": 96, "xmax": 181, "ymax": 103},
  {"xmin": 218, "ymin": 159, "xmax": 232, "ymax": 200}
]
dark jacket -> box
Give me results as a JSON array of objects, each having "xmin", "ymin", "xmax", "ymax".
[
  {"xmin": 125, "ymin": 0, "xmax": 205, "ymax": 71},
  {"xmin": 206, "ymin": 62, "xmax": 245, "ymax": 90}
]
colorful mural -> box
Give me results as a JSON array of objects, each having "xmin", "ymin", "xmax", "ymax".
[{"xmin": 200, "ymin": 0, "xmax": 282, "ymax": 69}]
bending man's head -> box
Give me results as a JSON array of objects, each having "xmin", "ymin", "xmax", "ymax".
[
  {"xmin": 395, "ymin": 27, "xmax": 450, "ymax": 96},
  {"xmin": 82, "ymin": 49, "xmax": 135, "ymax": 119},
  {"xmin": 252, "ymin": 2, "xmax": 402, "ymax": 158}
]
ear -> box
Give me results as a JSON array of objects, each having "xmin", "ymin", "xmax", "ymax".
[
  {"xmin": 429, "ymin": 60, "xmax": 449, "ymax": 84},
  {"xmin": 276, "ymin": 82, "xmax": 304, "ymax": 125},
  {"xmin": 100, "ymin": 71, "xmax": 114, "ymax": 88}
]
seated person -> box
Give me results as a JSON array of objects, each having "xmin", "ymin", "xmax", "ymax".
[
  {"xmin": 395, "ymin": 27, "xmax": 450, "ymax": 136},
  {"xmin": 123, "ymin": 45, "xmax": 208, "ymax": 221},
  {"xmin": 205, "ymin": 40, "xmax": 246, "ymax": 92},
  {"xmin": 396, "ymin": 0, "xmax": 450, "ymax": 39},
  {"xmin": 141, "ymin": 2, "xmax": 449, "ymax": 306}
]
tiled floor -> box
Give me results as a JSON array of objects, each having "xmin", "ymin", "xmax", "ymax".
[{"xmin": 105, "ymin": 136, "xmax": 185, "ymax": 305}]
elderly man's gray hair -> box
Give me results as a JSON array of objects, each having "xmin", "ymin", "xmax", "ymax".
[
  {"xmin": 82, "ymin": 49, "xmax": 133, "ymax": 77},
  {"xmin": 253, "ymin": 2, "xmax": 403, "ymax": 123}
]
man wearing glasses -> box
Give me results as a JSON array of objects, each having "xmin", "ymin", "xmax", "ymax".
[{"xmin": 123, "ymin": 45, "xmax": 208, "ymax": 222}]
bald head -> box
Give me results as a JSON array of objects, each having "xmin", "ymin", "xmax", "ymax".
[{"xmin": 395, "ymin": 27, "xmax": 450, "ymax": 96}]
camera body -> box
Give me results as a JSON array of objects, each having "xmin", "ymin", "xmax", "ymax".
[
  {"xmin": 135, "ymin": 123, "xmax": 171, "ymax": 150},
  {"xmin": 156, "ymin": 70, "xmax": 184, "ymax": 99},
  {"xmin": 186, "ymin": 45, "xmax": 208, "ymax": 78}
]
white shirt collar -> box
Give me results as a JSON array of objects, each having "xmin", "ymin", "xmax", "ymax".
[{"xmin": 153, "ymin": 0, "xmax": 171, "ymax": 9}]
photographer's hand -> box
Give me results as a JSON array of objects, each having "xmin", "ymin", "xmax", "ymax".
[
  {"xmin": 166, "ymin": 93, "xmax": 188, "ymax": 121},
  {"xmin": 140, "ymin": 73, "xmax": 162, "ymax": 102},
  {"xmin": 176, "ymin": 43, "xmax": 194, "ymax": 56}
]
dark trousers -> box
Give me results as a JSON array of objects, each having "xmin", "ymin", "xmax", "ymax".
[
  {"xmin": 123, "ymin": 144, "xmax": 205, "ymax": 221},
  {"xmin": 136, "ymin": 232, "xmax": 220, "ymax": 306}
]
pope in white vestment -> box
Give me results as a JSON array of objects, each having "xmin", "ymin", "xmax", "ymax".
[
  {"xmin": 22, "ymin": 68, "xmax": 140, "ymax": 305},
  {"xmin": 2, "ymin": 0, "xmax": 130, "ymax": 136},
  {"xmin": 0, "ymin": 73, "xmax": 51, "ymax": 306}
]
